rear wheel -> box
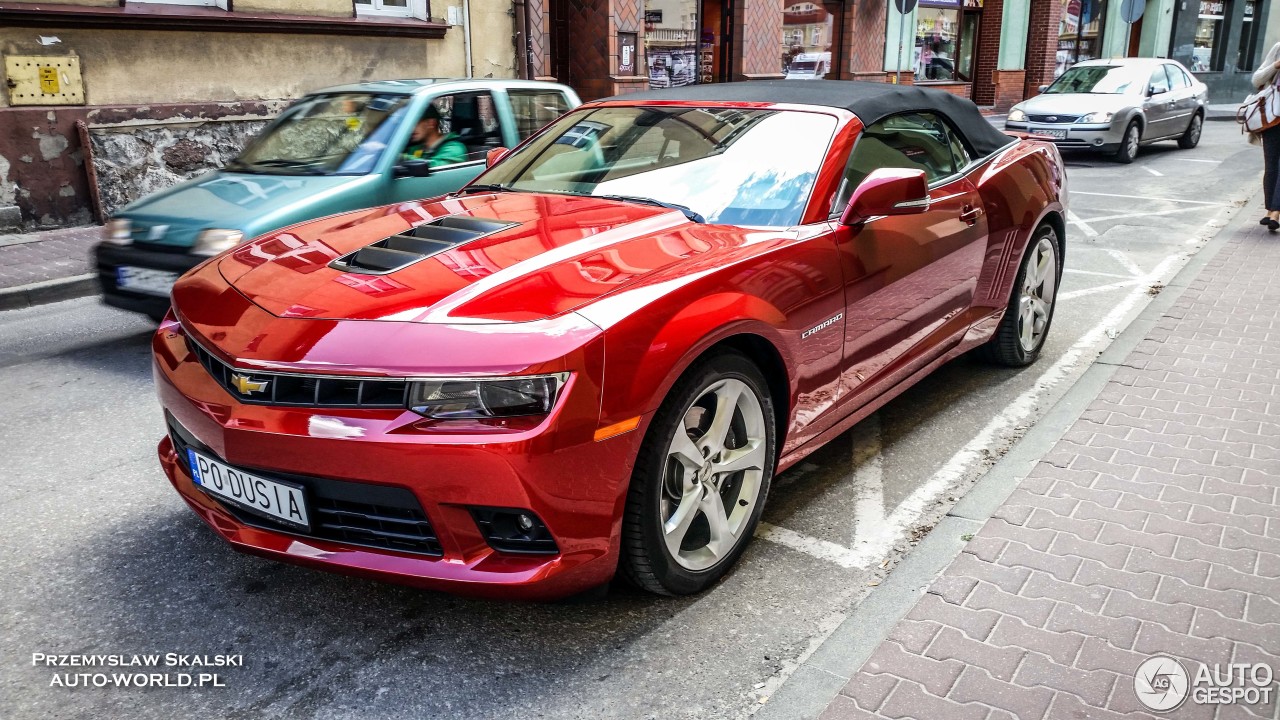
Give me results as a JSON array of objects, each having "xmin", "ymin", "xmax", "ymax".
[
  {"xmin": 980, "ymin": 225, "xmax": 1060, "ymax": 367},
  {"xmin": 1178, "ymin": 112, "xmax": 1203, "ymax": 149},
  {"xmin": 620, "ymin": 352, "xmax": 776, "ymax": 595},
  {"xmin": 1114, "ymin": 120, "xmax": 1140, "ymax": 163}
]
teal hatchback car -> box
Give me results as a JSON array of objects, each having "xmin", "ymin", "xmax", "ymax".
[{"xmin": 95, "ymin": 78, "xmax": 579, "ymax": 319}]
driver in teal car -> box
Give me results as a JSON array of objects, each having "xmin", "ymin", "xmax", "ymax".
[{"xmin": 403, "ymin": 105, "xmax": 467, "ymax": 167}]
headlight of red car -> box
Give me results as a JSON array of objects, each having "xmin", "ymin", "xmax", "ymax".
[{"xmin": 407, "ymin": 373, "xmax": 569, "ymax": 419}]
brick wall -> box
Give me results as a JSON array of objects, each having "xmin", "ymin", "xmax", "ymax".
[
  {"xmin": 992, "ymin": 69, "xmax": 1027, "ymax": 110},
  {"xmin": 737, "ymin": 0, "xmax": 784, "ymax": 78},
  {"xmin": 846, "ymin": 0, "xmax": 888, "ymax": 76},
  {"xmin": 1024, "ymin": 0, "xmax": 1063, "ymax": 97},
  {"xmin": 972, "ymin": 0, "xmax": 1004, "ymax": 106}
]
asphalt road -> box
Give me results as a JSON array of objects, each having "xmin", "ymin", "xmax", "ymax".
[{"xmin": 0, "ymin": 121, "xmax": 1262, "ymax": 720}]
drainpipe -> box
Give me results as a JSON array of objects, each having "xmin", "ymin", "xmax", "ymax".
[{"xmin": 463, "ymin": 0, "xmax": 474, "ymax": 78}]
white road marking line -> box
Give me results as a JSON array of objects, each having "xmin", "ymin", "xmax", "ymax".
[
  {"xmin": 1058, "ymin": 279, "xmax": 1144, "ymax": 300},
  {"xmin": 1063, "ymin": 268, "xmax": 1137, "ymax": 279},
  {"xmin": 1067, "ymin": 210, "xmax": 1098, "ymax": 238},
  {"xmin": 1104, "ymin": 248, "xmax": 1145, "ymax": 277},
  {"xmin": 1071, "ymin": 191, "xmax": 1231, "ymax": 206},
  {"xmin": 758, "ymin": 253, "xmax": 1182, "ymax": 569},
  {"xmin": 1142, "ymin": 166, "xmax": 1164, "ymax": 176},
  {"xmin": 1174, "ymin": 158, "xmax": 1219, "ymax": 163},
  {"xmin": 1073, "ymin": 204, "xmax": 1225, "ymax": 224}
]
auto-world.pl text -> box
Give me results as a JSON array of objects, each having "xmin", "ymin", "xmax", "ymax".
[{"xmin": 33, "ymin": 654, "xmax": 242, "ymax": 688}]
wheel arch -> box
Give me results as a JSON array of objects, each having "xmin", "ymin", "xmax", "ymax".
[{"xmin": 700, "ymin": 333, "xmax": 790, "ymax": 454}]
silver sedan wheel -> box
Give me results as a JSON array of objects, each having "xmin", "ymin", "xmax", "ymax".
[
  {"xmin": 1121, "ymin": 124, "xmax": 1139, "ymax": 161},
  {"xmin": 660, "ymin": 378, "xmax": 767, "ymax": 572},
  {"xmin": 1018, "ymin": 236, "xmax": 1058, "ymax": 353}
]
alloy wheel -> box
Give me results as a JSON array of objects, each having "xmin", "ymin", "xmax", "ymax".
[
  {"xmin": 1017, "ymin": 235, "xmax": 1058, "ymax": 353},
  {"xmin": 660, "ymin": 378, "xmax": 767, "ymax": 571},
  {"xmin": 1123, "ymin": 126, "xmax": 1139, "ymax": 161}
]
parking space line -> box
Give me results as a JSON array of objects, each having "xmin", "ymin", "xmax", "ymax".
[
  {"xmin": 1141, "ymin": 166, "xmax": 1164, "ymax": 176},
  {"xmin": 1067, "ymin": 210, "xmax": 1098, "ymax": 238},
  {"xmin": 1104, "ymin": 248, "xmax": 1145, "ymax": 277},
  {"xmin": 1077, "ymin": 204, "xmax": 1227, "ymax": 224},
  {"xmin": 1174, "ymin": 158, "xmax": 1219, "ymax": 164},
  {"xmin": 1064, "ymin": 269, "xmax": 1136, "ymax": 279},
  {"xmin": 755, "ymin": 523, "xmax": 861, "ymax": 568},
  {"xmin": 1058, "ymin": 279, "xmax": 1143, "ymax": 300},
  {"xmin": 1071, "ymin": 191, "xmax": 1231, "ymax": 206}
]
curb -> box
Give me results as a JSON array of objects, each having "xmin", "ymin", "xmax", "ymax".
[
  {"xmin": 0, "ymin": 274, "xmax": 99, "ymax": 312},
  {"xmin": 754, "ymin": 192, "xmax": 1256, "ymax": 719}
]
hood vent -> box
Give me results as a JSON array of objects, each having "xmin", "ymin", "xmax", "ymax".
[{"xmin": 329, "ymin": 215, "xmax": 517, "ymax": 275}]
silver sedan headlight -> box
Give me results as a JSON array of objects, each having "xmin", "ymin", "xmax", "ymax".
[
  {"xmin": 192, "ymin": 229, "xmax": 245, "ymax": 257},
  {"xmin": 1007, "ymin": 108, "xmax": 1027, "ymax": 123},
  {"xmin": 1078, "ymin": 111, "xmax": 1114, "ymax": 124},
  {"xmin": 102, "ymin": 218, "xmax": 132, "ymax": 246},
  {"xmin": 407, "ymin": 373, "xmax": 569, "ymax": 419}
]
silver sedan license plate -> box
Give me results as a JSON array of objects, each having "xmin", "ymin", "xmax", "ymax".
[
  {"xmin": 1036, "ymin": 128, "xmax": 1067, "ymax": 140},
  {"xmin": 116, "ymin": 265, "xmax": 179, "ymax": 296},
  {"xmin": 187, "ymin": 449, "xmax": 310, "ymax": 530}
]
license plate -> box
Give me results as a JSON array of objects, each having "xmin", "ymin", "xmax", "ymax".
[
  {"xmin": 1035, "ymin": 128, "xmax": 1068, "ymax": 140},
  {"xmin": 116, "ymin": 266, "xmax": 178, "ymax": 296},
  {"xmin": 186, "ymin": 449, "xmax": 310, "ymax": 531}
]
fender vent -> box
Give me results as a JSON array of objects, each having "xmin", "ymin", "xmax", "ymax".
[{"xmin": 330, "ymin": 215, "xmax": 516, "ymax": 275}]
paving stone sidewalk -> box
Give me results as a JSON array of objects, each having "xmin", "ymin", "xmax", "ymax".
[
  {"xmin": 0, "ymin": 225, "xmax": 100, "ymax": 290},
  {"xmin": 822, "ymin": 215, "xmax": 1280, "ymax": 719}
]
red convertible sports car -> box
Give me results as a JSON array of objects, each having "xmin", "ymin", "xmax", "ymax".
[{"xmin": 154, "ymin": 81, "xmax": 1066, "ymax": 599}]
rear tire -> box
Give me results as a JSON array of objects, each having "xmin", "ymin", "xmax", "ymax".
[
  {"xmin": 979, "ymin": 224, "xmax": 1060, "ymax": 367},
  {"xmin": 1178, "ymin": 112, "xmax": 1203, "ymax": 149},
  {"xmin": 1114, "ymin": 120, "xmax": 1140, "ymax": 164},
  {"xmin": 619, "ymin": 351, "xmax": 776, "ymax": 596}
]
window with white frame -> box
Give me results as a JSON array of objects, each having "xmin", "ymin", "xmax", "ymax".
[{"xmin": 354, "ymin": 0, "xmax": 430, "ymax": 19}]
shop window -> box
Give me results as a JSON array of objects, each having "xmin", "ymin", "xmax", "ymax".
[
  {"xmin": 645, "ymin": 0, "xmax": 700, "ymax": 88},
  {"xmin": 784, "ymin": 1, "xmax": 834, "ymax": 79},
  {"xmin": 1056, "ymin": 0, "xmax": 1107, "ymax": 76},
  {"xmin": 354, "ymin": 0, "xmax": 429, "ymax": 19},
  {"xmin": 1238, "ymin": 0, "xmax": 1260, "ymax": 71},
  {"xmin": 1192, "ymin": 0, "xmax": 1225, "ymax": 72},
  {"xmin": 914, "ymin": 0, "xmax": 982, "ymax": 83}
]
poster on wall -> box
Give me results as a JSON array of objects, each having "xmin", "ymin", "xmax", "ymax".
[{"xmin": 645, "ymin": 0, "xmax": 700, "ymax": 88}]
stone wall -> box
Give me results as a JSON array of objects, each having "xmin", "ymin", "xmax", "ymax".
[{"xmin": 88, "ymin": 119, "xmax": 269, "ymax": 218}]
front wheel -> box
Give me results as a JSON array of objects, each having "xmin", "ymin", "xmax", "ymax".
[
  {"xmin": 1178, "ymin": 113, "xmax": 1203, "ymax": 149},
  {"xmin": 620, "ymin": 352, "xmax": 776, "ymax": 595},
  {"xmin": 979, "ymin": 225, "xmax": 1060, "ymax": 367},
  {"xmin": 1114, "ymin": 120, "xmax": 1140, "ymax": 163}
]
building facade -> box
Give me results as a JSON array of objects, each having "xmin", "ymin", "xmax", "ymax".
[{"xmin": 1, "ymin": 0, "xmax": 514, "ymax": 231}]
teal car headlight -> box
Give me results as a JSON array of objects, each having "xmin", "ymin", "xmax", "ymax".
[
  {"xmin": 408, "ymin": 373, "xmax": 569, "ymax": 419},
  {"xmin": 193, "ymin": 229, "xmax": 245, "ymax": 257},
  {"xmin": 1007, "ymin": 108, "xmax": 1027, "ymax": 123},
  {"xmin": 1079, "ymin": 111, "xmax": 1114, "ymax": 124},
  {"xmin": 103, "ymin": 218, "xmax": 132, "ymax": 245}
]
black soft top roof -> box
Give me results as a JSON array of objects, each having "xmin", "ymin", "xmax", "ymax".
[{"xmin": 610, "ymin": 80, "xmax": 1016, "ymax": 157}]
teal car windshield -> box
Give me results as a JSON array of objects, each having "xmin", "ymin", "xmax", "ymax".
[
  {"xmin": 481, "ymin": 106, "xmax": 836, "ymax": 227},
  {"xmin": 1044, "ymin": 65, "xmax": 1144, "ymax": 95},
  {"xmin": 229, "ymin": 92, "xmax": 412, "ymax": 176}
]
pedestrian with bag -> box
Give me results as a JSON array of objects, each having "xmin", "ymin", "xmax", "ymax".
[{"xmin": 1247, "ymin": 41, "xmax": 1280, "ymax": 231}]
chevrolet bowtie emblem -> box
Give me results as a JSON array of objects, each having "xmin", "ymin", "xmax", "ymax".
[{"xmin": 230, "ymin": 373, "xmax": 269, "ymax": 395}]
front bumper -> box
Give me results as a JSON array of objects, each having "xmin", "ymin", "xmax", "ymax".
[
  {"xmin": 94, "ymin": 242, "xmax": 203, "ymax": 319},
  {"xmin": 1004, "ymin": 121, "xmax": 1125, "ymax": 151},
  {"xmin": 152, "ymin": 320, "xmax": 638, "ymax": 601}
]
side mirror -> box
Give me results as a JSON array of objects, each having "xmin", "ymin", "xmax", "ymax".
[
  {"xmin": 1037, "ymin": 84, "xmax": 1049, "ymax": 93},
  {"xmin": 1148, "ymin": 85, "xmax": 1165, "ymax": 97},
  {"xmin": 839, "ymin": 168, "xmax": 930, "ymax": 226},
  {"xmin": 486, "ymin": 146, "xmax": 509, "ymax": 167},
  {"xmin": 393, "ymin": 159, "xmax": 432, "ymax": 178}
]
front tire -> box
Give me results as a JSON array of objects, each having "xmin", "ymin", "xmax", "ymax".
[
  {"xmin": 979, "ymin": 225, "xmax": 1060, "ymax": 367},
  {"xmin": 620, "ymin": 351, "xmax": 776, "ymax": 595},
  {"xmin": 1178, "ymin": 112, "xmax": 1203, "ymax": 149},
  {"xmin": 1114, "ymin": 120, "xmax": 1140, "ymax": 163}
]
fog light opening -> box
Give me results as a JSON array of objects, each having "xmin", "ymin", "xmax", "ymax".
[
  {"xmin": 471, "ymin": 507, "xmax": 559, "ymax": 554},
  {"xmin": 1093, "ymin": 138, "xmax": 1104, "ymax": 146}
]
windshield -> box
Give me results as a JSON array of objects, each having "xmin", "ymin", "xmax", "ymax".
[
  {"xmin": 480, "ymin": 106, "xmax": 837, "ymax": 227},
  {"xmin": 1045, "ymin": 65, "xmax": 1144, "ymax": 95},
  {"xmin": 231, "ymin": 92, "xmax": 411, "ymax": 175},
  {"xmin": 790, "ymin": 61, "xmax": 818, "ymax": 71}
]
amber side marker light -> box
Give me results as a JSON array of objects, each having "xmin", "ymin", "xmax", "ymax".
[{"xmin": 594, "ymin": 416, "xmax": 641, "ymax": 442}]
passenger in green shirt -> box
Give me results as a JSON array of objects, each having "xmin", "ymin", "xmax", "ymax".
[{"xmin": 402, "ymin": 105, "xmax": 468, "ymax": 167}]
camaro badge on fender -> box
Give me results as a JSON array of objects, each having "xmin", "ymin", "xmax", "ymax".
[
  {"xmin": 230, "ymin": 373, "xmax": 269, "ymax": 396},
  {"xmin": 802, "ymin": 313, "xmax": 843, "ymax": 339}
]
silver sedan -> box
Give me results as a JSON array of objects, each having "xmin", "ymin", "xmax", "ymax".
[{"xmin": 1005, "ymin": 58, "xmax": 1208, "ymax": 164}]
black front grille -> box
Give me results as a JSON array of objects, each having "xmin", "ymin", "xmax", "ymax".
[
  {"xmin": 167, "ymin": 414, "xmax": 442, "ymax": 556},
  {"xmin": 185, "ymin": 335, "xmax": 408, "ymax": 409},
  {"xmin": 330, "ymin": 215, "xmax": 517, "ymax": 275},
  {"xmin": 1027, "ymin": 114, "xmax": 1081, "ymax": 123}
]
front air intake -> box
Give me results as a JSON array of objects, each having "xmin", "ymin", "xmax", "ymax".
[{"xmin": 330, "ymin": 215, "xmax": 516, "ymax": 275}]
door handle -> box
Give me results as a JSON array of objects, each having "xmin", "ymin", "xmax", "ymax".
[{"xmin": 960, "ymin": 205, "xmax": 983, "ymax": 225}]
